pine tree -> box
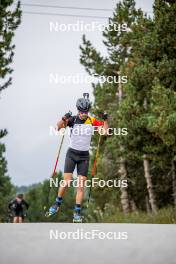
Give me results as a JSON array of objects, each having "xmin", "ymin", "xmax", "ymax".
[
  {"xmin": 80, "ymin": 0, "xmax": 176, "ymax": 219},
  {"xmin": 0, "ymin": 1, "xmax": 21, "ymax": 221},
  {"xmin": 0, "ymin": 0, "xmax": 21, "ymax": 91},
  {"xmin": 80, "ymin": 0, "xmax": 143, "ymax": 214},
  {"xmin": 114, "ymin": 0, "xmax": 176, "ymax": 211}
]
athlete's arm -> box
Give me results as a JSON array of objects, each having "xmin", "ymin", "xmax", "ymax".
[
  {"xmin": 8, "ymin": 200, "xmax": 13, "ymax": 209},
  {"xmin": 102, "ymin": 112, "xmax": 109, "ymax": 134},
  {"xmin": 56, "ymin": 112, "xmax": 72, "ymax": 130},
  {"xmin": 8, "ymin": 199, "xmax": 16, "ymax": 210},
  {"xmin": 92, "ymin": 112, "xmax": 109, "ymax": 135},
  {"xmin": 56, "ymin": 119, "xmax": 67, "ymax": 130},
  {"xmin": 103, "ymin": 119, "xmax": 109, "ymax": 135},
  {"xmin": 23, "ymin": 200, "xmax": 29, "ymax": 210}
]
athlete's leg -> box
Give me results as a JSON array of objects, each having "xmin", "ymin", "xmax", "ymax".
[
  {"xmin": 49, "ymin": 173, "xmax": 72, "ymax": 215},
  {"xmin": 48, "ymin": 153, "xmax": 75, "ymax": 215},
  {"xmin": 13, "ymin": 216, "xmax": 18, "ymax": 223},
  {"xmin": 76, "ymin": 158, "xmax": 89, "ymax": 205},
  {"xmin": 18, "ymin": 216, "xmax": 23, "ymax": 223},
  {"xmin": 57, "ymin": 173, "xmax": 72, "ymax": 197},
  {"xmin": 73, "ymin": 175, "xmax": 87, "ymax": 222},
  {"xmin": 76, "ymin": 175, "xmax": 87, "ymax": 204},
  {"xmin": 58, "ymin": 151, "xmax": 76, "ymax": 197}
]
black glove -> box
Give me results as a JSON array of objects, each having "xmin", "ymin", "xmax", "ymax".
[
  {"xmin": 102, "ymin": 112, "xmax": 108, "ymax": 121},
  {"xmin": 62, "ymin": 111, "xmax": 72, "ymax": 122}
]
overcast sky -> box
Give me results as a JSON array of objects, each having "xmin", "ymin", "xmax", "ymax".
[{"xmin": 0, "ymin": 0, "xmax": 154, "ymax": 186}]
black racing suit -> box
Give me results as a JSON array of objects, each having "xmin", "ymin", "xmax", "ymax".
[{"xmin": 8, "ymin": 199, "xmax": 29, "ymax": 218}]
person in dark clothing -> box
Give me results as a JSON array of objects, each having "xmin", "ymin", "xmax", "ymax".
[{"xmin": 8, "ymin": 193, "xmax": 29, "ymax": 223}]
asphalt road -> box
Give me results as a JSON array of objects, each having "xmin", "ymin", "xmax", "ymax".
[{"xmin": 0, "ymin": 223, "xmax": 175, "ymax": 264}]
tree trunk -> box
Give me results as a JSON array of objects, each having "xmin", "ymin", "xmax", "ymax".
[
  {"xmin": 118, "ymin": 71, "xmax": 130, "ymax": 214},
  {"xmin": 171, "ymin": 160, "xmax": 176, "ymax": 207},
  {"xmin": 145, "ymin": 195, "xmax": 151, "ymax": 213},
  {"xmin": 143, "ymin": 154, "xmax": 158, "ymax": 213},
  {"xmin": 130, "ymin": 199, "xmax": 138, "ymax": 213},
  {"xmin": 119, "ymin": 156, "xmax": 130, "ymax": 213}
]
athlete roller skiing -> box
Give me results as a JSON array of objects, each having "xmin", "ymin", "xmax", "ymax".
[
  {"xmin": 8, "ymin": 193, "xmax": 29, "ymax": 223},
  {"xmin": 48, "ymin": 93, "xmax": 109, "ymax": 222}
]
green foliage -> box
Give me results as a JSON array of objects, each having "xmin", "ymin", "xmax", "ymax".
[
  {"xmin": 0, "ymin": 1, "xmax": 21, "ymax": 222},
  {"xmin": 88, "ymin": 205, "xmax": 176, "ymax": 224},
  {"xmin": 0, "ymin": 0, "xmax": 21, "ymax": 91},
  {"xmin": 79, "ymin": 0, "xmax": 176, "ymax": 222},
  {"xmin": 0, "ymin": 132, "xmax": 14, "ymax": 221},
  {"xmin": 26, "ymin": 172, "xmax": 76, "ymax": 222}
]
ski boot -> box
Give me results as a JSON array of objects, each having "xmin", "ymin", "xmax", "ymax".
[
  {"xmin": 45, "ymin": 198, "xmax": 62, "ymax": 217},
  {"xmin": 73, "ymin": 212, "xmax": 83, "ymax": 223}
]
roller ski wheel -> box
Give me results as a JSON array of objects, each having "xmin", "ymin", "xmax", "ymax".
[{"xmin": 73, "ymin": 213, "xmax": 83, "ymax": 223}]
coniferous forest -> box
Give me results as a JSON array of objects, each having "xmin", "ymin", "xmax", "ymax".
[{"xmin": 0, "ymin": 0, "xmax": 21, "ymax": 222}]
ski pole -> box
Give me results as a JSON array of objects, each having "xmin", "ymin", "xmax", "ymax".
[
  {"xmin": 52, "ymin": 132, "xmax": 65, "ymax": 177},
  {"xmin": 87, "ymin": 133, "xmax": 102, "ymax": 206},
  {"xmin": 44, "ymin": 130, "xmax": 66, "ymax": 213},
  {"xmin": 52, "ymin": 111, "xmax": 72, "ymax": 177}
]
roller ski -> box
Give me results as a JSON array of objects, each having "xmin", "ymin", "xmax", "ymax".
[
  {"xmin": 45, "ymin": 204, "xmax": 60, "ymax": 217},
  {"xmin": 73, "ymin": 212, "xmax": 83, "ymax": 223},
  {"xmin": 73, "ymin": 204, "xmax": 83, "ymax": 223},
  {"xmin": 45, "ymin": 197, "xmax": 62, "ymax": 217}
]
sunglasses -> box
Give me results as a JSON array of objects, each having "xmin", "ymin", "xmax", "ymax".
[{"xmin": 79, "ymin": 111, "xmax": 88, "ymax": 115}]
